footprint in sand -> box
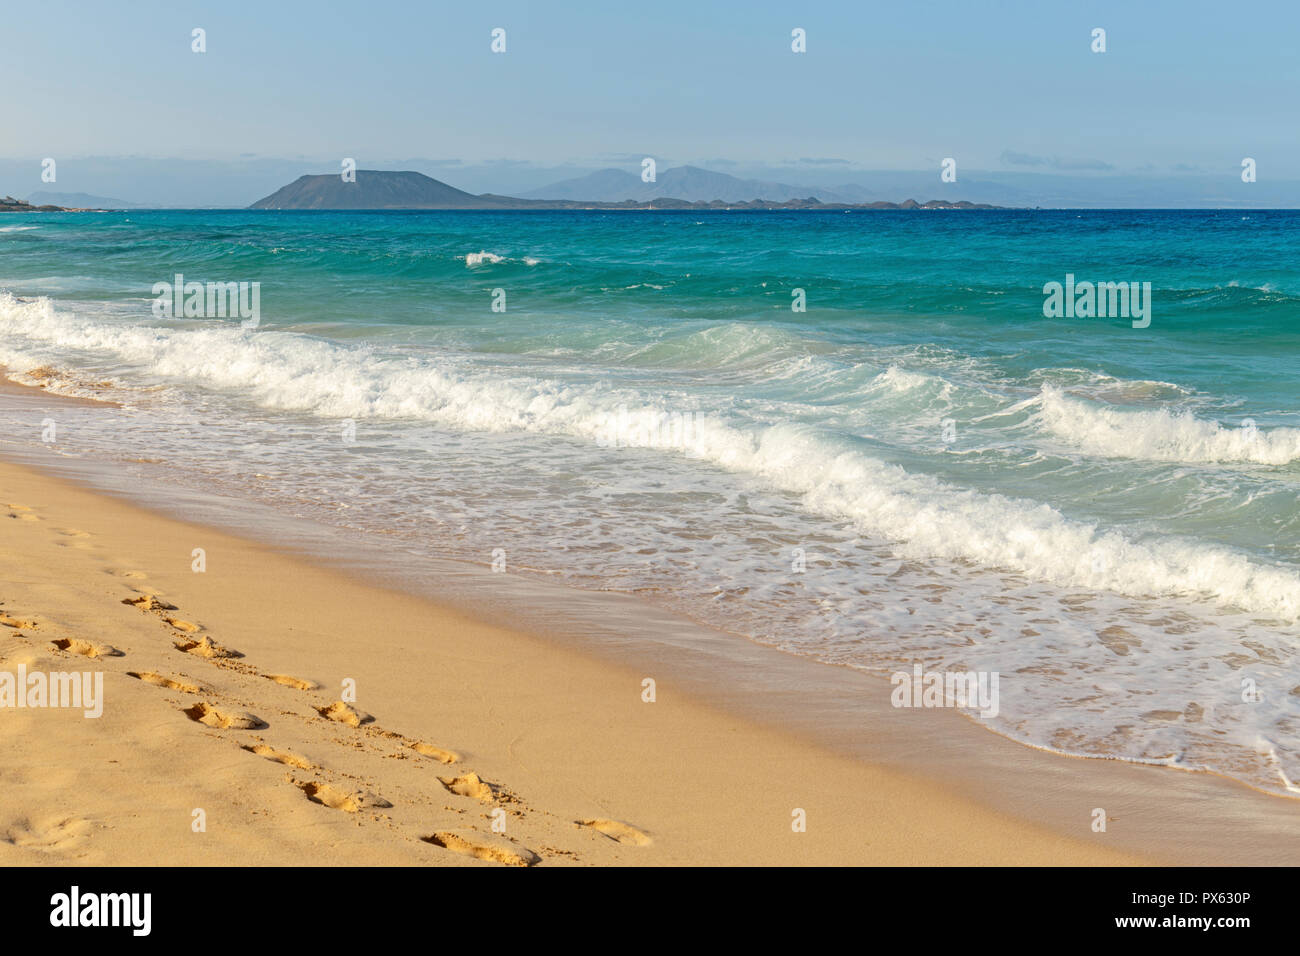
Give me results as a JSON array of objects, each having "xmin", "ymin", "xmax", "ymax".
[
  {"xmin": 54, "ymin": 541, "xmax": 95, "ymax": 551},
  {"xmin": 293, "ymin": 779, "xmax": 390, "ymax": 813},
  {"xmin": 182, "ymin": 702, "xmax": 265, "ymax": 730},
  {"xmin": 6, "ymin": 504, "xmax": 41, "ymax": 522},
  {"xmin": 121, "ymin": 593, "xmax": 177, "ymax": 612},
  {"xmin": 121, "ymin": 592, "xmax": 201, "ymax": 632},
  {"xmin": 576, "ymin": 818, "xmax": 653, "ymax": 847},
  {"xmin": 241, "ymin": 744, "xmax": 314, "ymax": 770},
  {"xmin": 4, "ymin": 816, "xmax": 92, "ymax": 852},
  {"xmin": 422, "ymin": 830, "xmax": 539, "ymax": 867},
  {"xmin": 314, "ymin": 701, "xmax": 373, "ymax": 727},
  {"xmin": 438, "ymin": 771, "xmax": 496, "ymax": 803},
  {"xmin": 51, "ymin": 638, "xmax": 122, "ymax": 659},
  {"xmin": 126, "ymin": 671, "xmax": 204, "ymax": 694},
  {"xmin": 407, "ymin": 741, "xmax": 460, "ymax": 765},
  {"xmin": 265, "ymin": 674, "xmax": 319, "ymax": 691},
  {"xmin": 0, "ymin": 613, "xmax": 36, "ymax": 629},
  {"xmin": 174, "ymin": 635, "xmax": 242, "ymax": 659}
]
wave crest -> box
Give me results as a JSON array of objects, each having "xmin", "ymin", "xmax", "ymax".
[{"xmin": 1034, "ymin": 385, "xmax": 1300, "ymax": 465}]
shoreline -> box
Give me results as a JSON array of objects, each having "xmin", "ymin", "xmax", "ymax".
[
  {"xmin": 0, "ymin": 454, "xmax": 1147, "ymax": 866},
  {"xmin": 1, "ymin": 384, "xmax": 1298, "ymax": 864}
]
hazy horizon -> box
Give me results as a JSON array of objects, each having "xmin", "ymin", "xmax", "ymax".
[
  {"xmin": 4, "ymin": 157, "xmax": 1299, "ymax": 210},
  {"xmin": 5, "ymin": 0, "xmax": 1298, "ymax": 206}
]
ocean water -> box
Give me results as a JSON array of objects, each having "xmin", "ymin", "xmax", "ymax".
[{"xmin": 1, "ymin": 209, "xmax": 1298, "ymax": 795}]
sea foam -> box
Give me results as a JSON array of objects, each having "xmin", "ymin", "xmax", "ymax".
[
  {"xmin": 1034, "ymin": 385, "xmax": 1300, "ymax": 465},
  {"xmin": 3, "ymin": 293, "xmax": 1298, "ymax": 621}
]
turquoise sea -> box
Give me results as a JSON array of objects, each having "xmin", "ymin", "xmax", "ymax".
[{"xmin": 1, "ymin": 209, "xmax": 1298, "ymax": 795}]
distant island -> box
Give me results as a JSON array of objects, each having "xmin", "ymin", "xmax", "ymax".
[
  {"xmin": 1, "ymin": 195, "xmax": 68, "ymax": 212},
  {"xmin": 250, "ymin": 170, "xmax": 1001, "ymax": 211},
  {"xmin": 26, "ymin": 190, "xmax": 140, "ymax": 209},
  {"xmin": 0, "ymin": 195, "xmax": 118, "ymax": 213}
]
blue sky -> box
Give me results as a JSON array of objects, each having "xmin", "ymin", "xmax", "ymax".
[{"xmin": 3, "ymin": 0, "xmax": 1298, "ymax": 204}]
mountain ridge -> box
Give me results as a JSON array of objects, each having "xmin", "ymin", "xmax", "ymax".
[
  {"xmin": 26, "ymin": 190, "xmax": 141, "ymax": 209},
  {"xmin": 522, "ymin": 165, "xmax": 862, "ymax": 203},
  {"xmin": 249, "ymin": 169, "xmax": 1003, "ymax": 211}
]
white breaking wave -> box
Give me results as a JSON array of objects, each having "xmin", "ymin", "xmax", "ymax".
[
  {"xmin": 461, "ymin": 251, "xmax": 540, "ymax": 267},
  {"xmin": 3, "ymin": 293, "xmax": 1299, "ymax": 620},
  {"xmin": 868, "ymin": 365, "xmax": 934, "ymax": 393},
  {"xmin": 1034, "ymin": 385, "xmax": 1300, "ymax": 465}
]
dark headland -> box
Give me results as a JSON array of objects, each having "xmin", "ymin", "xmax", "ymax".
[
  {"xmin": 250, "ymin": 170, "xmax": 1001, "ymax": 211},
  {"xmin": 1, "ymin": 196, "xmax": 69, "ymax": 212}
]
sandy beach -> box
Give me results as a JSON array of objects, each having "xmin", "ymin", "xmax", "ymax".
[
  {"xmin": 3, "ymin": 374, "xmax": 1300, "ymax": 867},
  {"xmin": 0, "ymin": 451, "xmax": 1143, "ymax": 866}
]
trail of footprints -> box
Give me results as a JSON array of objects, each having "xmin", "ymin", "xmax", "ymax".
[
  {"xmin": 115, "ymin": 584, "xmax": 652, "ymax": 864},
  {"xmin": 2, "ymin": 544, "xmax": 653, "ymax": 864}
]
